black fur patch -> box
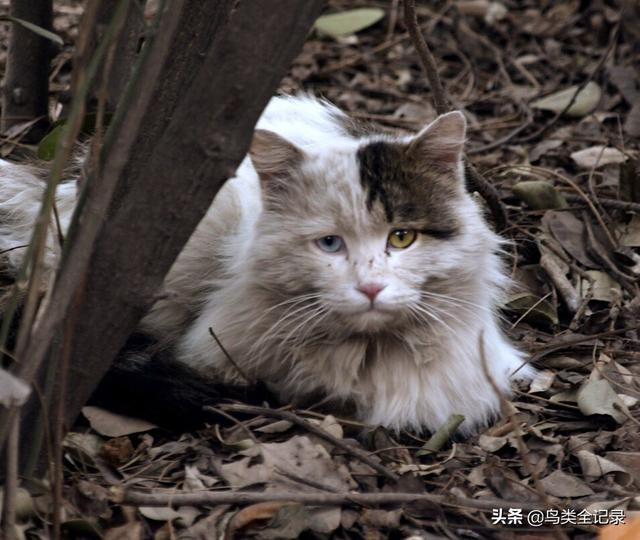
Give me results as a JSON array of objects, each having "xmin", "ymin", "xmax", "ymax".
[
  {"xmin": 356, "ymin": 141, "xmax": 461, "ymax": 237},
  {"xmin": 89, "ymin": 333, "xmax": 275, "ymax": 431}
]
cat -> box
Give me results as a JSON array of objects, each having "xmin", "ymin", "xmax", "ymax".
[{"xmin": 0, "ymin": 95, "xmax": 532, "ymax": 434}]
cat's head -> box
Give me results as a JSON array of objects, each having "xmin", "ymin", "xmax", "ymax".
[{"xmin": 249, "ymin": 111, "xmax": 499, "ymax": 336}]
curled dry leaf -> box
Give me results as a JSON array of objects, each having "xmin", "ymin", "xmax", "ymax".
[
  {"xmin": 577, "ymin": 379, "xmax": 629, "ymax": 424},
  {"xmin": 539, "ymin": 470, "xmax": 595, "ymax": 497},
  {"xmin": 82, "ymin": 406, "xmax": 157, "ymax": 437},
  {"xmin": 579, "ymin": 270, "xmax": 622, "ymax": 302},
  {"xmin": 225, "ymin": 502, "xmax": 309, "ymax": 540},
  {"xmin": 576, "ymin": 449, "xmax": 633, "ymax": 485},
  {"xmin": 478, "ymin": 434, "xmax": 508, "ymax": 452},
  {"xmin": 528, "ymin": 369, "xmax": 556, "ymax": 393}
]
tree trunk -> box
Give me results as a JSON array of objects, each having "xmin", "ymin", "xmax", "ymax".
[
  {"xmin": 1, "ymin": 0, "xmax": 324, "ymax": 476},
  {"xmin": 1, "ymin": 0, "xmax": 52, "ymax": 140},
  {"xmin": 93, "ymin": 0, "xmax": 145, "ymax": 110}
]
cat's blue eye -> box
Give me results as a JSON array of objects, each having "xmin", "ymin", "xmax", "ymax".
[{"xmin": 316, "ymin": 235, "xmax": 344, "ymax": 253}]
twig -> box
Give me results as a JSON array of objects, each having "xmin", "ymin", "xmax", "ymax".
[
  {"xmin": 112, "ymin": 486, "xmax": 588, "ymax": 512},
  {"xmin": 529, "ymin": 324, "xmax": 640, "ymax": 362},
  {"xmin": 212, "ymin": 403, "xmax": 400, "ymax": 483},
  {"xmin": 208, "ymin": 327, "xmax": 253, "ymax": 385},
  {"xmin": 465, "ymin": 162, "xmax": 508, "ymax": 230},
  {"xmin": 403, "ymin": 0, "xmax": 448, "ymax": 114},
  {"xmin": 563, "ymin": 195, "xmax": 640, "ymax": 213},
  {"xmin": 539, "ymin": 253, "xmax": 580, "ymax": 313}
]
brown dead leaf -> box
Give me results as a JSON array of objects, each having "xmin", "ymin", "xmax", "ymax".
[
  {"xmin": 539, "ymin": 470, "xmax": 594, "ymax": 497},
  {"xmin": 104, "ymin": 522, "xmax": 144, "ymax": 540},
  {"xmin": 576, "ymin": 449, "xmax": 633, "ymax": 485},
  {"xmin": 570, "ymin": 146, "xmax": 628, "ymax": 169},
  {"xmin": 101, "ymin": 436, "xmax": 134, "ymax": 466},
  {"xmin": 225, "ymin": 502, "xmax": 306, "ymax": 540},
  {"xmin": 599, "ymin": 516, "xmax": 640, "ymax": 540},
  {"xmin": 577, "ymin": 378, "xmax": 629, "ymax": 424},
  {"xmin": 219, "ymin": 436, "xmax": 353, "ymax": 534},
  {"xmin": 543, "ymin": 210, "xmax": 597, "ymax": 267},
  {"xmin": 82, "ymin": 406, "xmax": 157, "ymax": 437},
  {"xmin": 605, "ymin": 452, "xmax": 640, "ymax": 487}
]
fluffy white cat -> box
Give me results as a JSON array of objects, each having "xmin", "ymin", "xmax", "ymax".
[{"xmin": 0, "ymin": 95, "xmax": 532, "ymax": 433}]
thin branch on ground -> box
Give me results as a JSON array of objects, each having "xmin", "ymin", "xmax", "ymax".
[
  {"xmin": 212, "ymin": 403, "xmax": 400, "ymax": 483},
  {"xmin": 112, "ymin": 486, "xmax": 571, "ymax": 512}
]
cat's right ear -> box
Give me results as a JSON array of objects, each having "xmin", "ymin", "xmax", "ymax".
[{"xmin": 250, "ymin": 130, "xmax": 304, "ymax": 187}]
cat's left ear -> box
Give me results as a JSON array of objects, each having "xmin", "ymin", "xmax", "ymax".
[
  {"xmin": 407, "ymin": 111, "xmax": 466, "ymax": 164},
  {"xmin": 250, "ymin": 129, "xmax": 305, "ymax": 184}
]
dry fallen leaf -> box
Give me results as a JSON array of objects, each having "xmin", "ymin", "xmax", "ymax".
[
  {"xmin": 576, "ymin": 449, "xmax": 632, "ymax": 485},
  {"xmin": 531, "ymin": 81, "xmax": 601, "ymax": 117},
  {"xmin": 577, "ymin": 379, "xmax": 629, "ymax": 424},
  {"xmin": 82, "ymin": 406, "xmax": 157, "ymax": 437},
  {"xmin": 599, "ymin": 516, "xmax": 640, "ymax": 540},
  {"xmin": 570, "ymin": 145, "xmax": 628, "ymax": 169},
  {"xmin": 539, "ymin": 470, "xmax": 594, "ymax": 497},
  {"xmin": 528, "ymin": 369, "xmax": 556, "ymax": 393}
]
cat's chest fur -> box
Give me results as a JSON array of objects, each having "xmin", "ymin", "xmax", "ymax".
[{"xmin": 139, "ymin": 95, "xmax": 532, "ymax": 433}]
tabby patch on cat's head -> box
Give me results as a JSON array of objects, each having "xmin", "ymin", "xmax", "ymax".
[{"xmin": 357, "ymin": 111, "xmax": 466, "ymax": 237}]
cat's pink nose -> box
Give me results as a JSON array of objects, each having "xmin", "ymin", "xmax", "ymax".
[{"xmin": 357, "ymin": 283, "xmax": 386, "ymax": 301}]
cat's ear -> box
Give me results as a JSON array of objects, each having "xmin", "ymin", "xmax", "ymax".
[
  {"xmin": 250, "ymin": 129, "xmax": 304, "ymax": 183},
  {"xmin": 407, "ymin": 111, "xmax": 466, "ymax": 164}
]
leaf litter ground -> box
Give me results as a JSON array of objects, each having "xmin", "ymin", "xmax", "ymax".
[{"xmin": 3, "ymin": 1, "xmax": 640, "ymax": 539}]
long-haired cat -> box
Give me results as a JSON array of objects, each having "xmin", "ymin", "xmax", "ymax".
[{"xmin": 0, "ymin": 95, "xmax": 532, "ymax": 433}]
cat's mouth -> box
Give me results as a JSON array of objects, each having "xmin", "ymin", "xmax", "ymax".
[{"xmin": 342, "ymin": 304, "xmax": 400, "ymax": 332}]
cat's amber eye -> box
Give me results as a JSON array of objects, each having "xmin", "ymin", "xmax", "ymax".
[{"xmin": 388, "ymin": 229, "xmax": 417, "ymax": 249}]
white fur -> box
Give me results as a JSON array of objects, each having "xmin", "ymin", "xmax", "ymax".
[{"xmin": 0, "ymin": 95, "xmax": 533, "ymax": 433}]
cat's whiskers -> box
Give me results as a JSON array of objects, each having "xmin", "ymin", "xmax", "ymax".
[
  {"xmin": 407, "ymin": 303, "xmax": 455, "ymax": 335},
  {"xmin": 248, "ymin": 298, "xmax": 322, "ymax": 357},
  {"xmin": 420, "ymin": 290, "xmax": 492, "ymax": 314},
  {"xmin": 280, "ymin": 305, "xmax": 329, "ymax": 358},
  {"xmin": 270, "ymin": 304, "xmax": 328, "ymax": 362},
  {"xmin": 247, "ymin": 292, "xmax": 322, "ymax": 331}
]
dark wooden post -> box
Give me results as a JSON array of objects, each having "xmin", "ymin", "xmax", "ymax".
[
  {"xmin": 1, "ymin": 0, "xmax": 53, "ymax": 139},
  {"xmin": 0, "ymin": 0, "xmax": 325, "ymax": 476}
]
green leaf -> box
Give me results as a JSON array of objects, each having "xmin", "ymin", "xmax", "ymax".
[
  {"xmin": 37, "ymin": 124, "xmax": 65, "ymax": 161},
  {"xmin": 530, "ymin": 81, "xmax": 601, "ymax": 118},
  {"xmin": 512, "ymin": 180, "xmax": 567, "ymax": 210},
  {"xmin": 315, "ymin": 8, "xmax": 385, "ymax": 39},
  {"xmin": 417, "ymin": 414, "xmax": 465, "ymax": 455},
  {"xmin": 0, "ymin": 15, "xmax": 63, "ymax": 47}
]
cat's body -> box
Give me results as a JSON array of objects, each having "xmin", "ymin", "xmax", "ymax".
[{"xmin": 0, "ymin": 95, "xmax": 531, "ymax": 433}]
